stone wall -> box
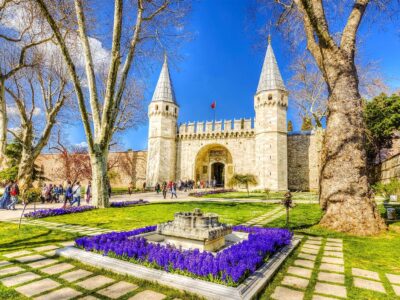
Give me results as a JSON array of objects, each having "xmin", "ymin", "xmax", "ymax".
[
  {"xmin": 376, "ymin": 153, "xmax": 400, "ymax": 183},
  {"xmin": 35, "ymin": 151, "xmax": 147, "ymax": 188},
  {"xmin": 287, "ymin": 130, "xmax": 323, "ymax": 191}
]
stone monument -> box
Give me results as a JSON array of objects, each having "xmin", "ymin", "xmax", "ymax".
[{"xmin": 155, "ymin": 208, "xmax": 232, "ymax": 251}]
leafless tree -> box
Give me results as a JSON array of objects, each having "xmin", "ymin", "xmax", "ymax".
[
  {"xmin": 34, "ymin": 0, "xmax": 190, "ymax": 207},
  {"xmin": 0, "ymin": 0, "xmax": 53, "ymax": 167},
  {"xmin": 5, "ymin": 58, "xmax": 71, "ymax": 191},
  {"xmin": 258, "ymin": 0, "xmax": 395, "ymax": 235}
]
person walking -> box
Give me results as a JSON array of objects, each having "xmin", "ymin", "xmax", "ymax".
[
  {"xmin": 70, "ymin": 182, "xmax": 81, "ymax": 206},
  {"xmin": 85, "ymin": 182, "xmax": 92, "ymax": 204},
  {"xmin": 63, "ymin": 181, "xmax": 73, "ymax": 208},
  {"xmin": 7, "ymin": 181, "xmax": 19, "ymax": 210},
  {"xmin": 0, "ymin": 181, "xmax": 12, "ymax": 209},
  {"xmin": 162, "ymin": 181, "xmax": 167, "ymax": 199},
  {"xmin": 171, "ymin": 182, "xmax": 178, "ymax": 199}
]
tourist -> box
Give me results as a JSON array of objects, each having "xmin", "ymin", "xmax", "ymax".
[
  {"xmin": 41, "ymin": 184, "xmax": 47, "ymax": 204},
  {"xmin": 142, "ymin": 182, "xmax": 146, "ymax": 192},
  {"xmin": 0, "ymin": 181, "xmax": 11, "ymax": 209},
  {"xmin": 128, "ymin": 185, "xmax": 132, "ymax": 195},
  {"xmin": 85, "ymin": 182, "xmax": 92, "ymax": 204},
  {"xmin": 155, "ymin": 182, "xmax": 160, "ymax": 194},
  {"xmin": 162, "ymin": 181, "xmax": 167, "ymax": 199},
  {"xmin": 57, "ymin": 184, "xmax": 65, "ymax": 204},
  {"xmin": 171, "ymin": 182, "xmax": 178, "ymax": 199},
  {"xmin": 7, "ymin": 181, "xmax": 19, "ymax": 210},
  {"xmin": 63, "ymin": 180, "xmax": 73, "ymax": 208},
  {"xmin": 70, "ymin": 181, "xmax": 81, "ymax": 206}
]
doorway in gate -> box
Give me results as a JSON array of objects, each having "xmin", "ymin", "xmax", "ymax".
[{"xmin": 211, "ymin": 162, "xmax": 225, "ymax": 187}]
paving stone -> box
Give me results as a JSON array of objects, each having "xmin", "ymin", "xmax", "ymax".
[
  {"xmin": 321, "ymin": 257, "xmax": 344, "ymax": 265},
  {"xmin": 59, "ymin": 241, "xmax": 75, "ymax": 247},
  {"xmin": 306, "ymin": 240, "xmax": 322, "ymax": 245},
  {"xmin": 271, "ymin": 286, "xmax": 304, "ymax": 300},
  {"xmin": 0, "ymin": 272, "xmax": 41, "ymax": 287},
  {"xmin": 27, "ymin": 258, "xmax": 58, "ymax": 268},
  {"xmin": 3, "ymin": 250, "xmax": 32, "ymax": 258},
  {"xmin": 34, "ymin": 287, "xmax": 82, "ymax": 300},
  {"xmin": 319, "ymin": 263, "xmax": 344, "ymax": 273},
  {"xmin": 41, "ymin": 262, "xmax": 75, "ymax": 275},
  {"xmin": 281, "ymin": 275, "xmax": 309, "ymax": 289},
  {"xmin": 78, "ymin": 296, "xmax": 99, "ymax": 300},
  {"xmin": 76, "ymin": 275, "xmax": 115, "ymax": 290},
  {"xmin": 326, "ymin": 238, "xmax": 342, "ymax": 243},
  {"xmin": 33, "ymin": 245, "xmax": 59, "ymax": 252},
  {"xmin": 301, "ymin": 248, "xmax": 319, "ymax": 255},
  {"xmin": 97, "ymin": 281, "xmax": 138, "ymax": 299},
  {"xmin": 318, "ymin": 272, "xmax": 345, "ymax": 284},
  {"xmin": 312, "ymin": 295, "xmax": 337, "ymax": 300},
  {"xmin": 324, "ymin": 251, "xmax": 343, "ymax": 258},
  {"xmin": 314, "ymin": 282, "xmax": 347, "ymax": 298},
  {"xmin": 297, "ymin": 253, "xmax": 317, "ymax": 261},
  {"xmin": 386, "ymin": 273, "xmax": 400, "ymax": 284},
  {"xmin": 392, "ymin": 284, "xmax": 400, "ymax": 296},
  {"xmin": 324, "ymin": 246, "xmax": 342, "ymax": 251},
  {"xmin": 15, "ymin": 254, "xmax": 46, "ymax": 263},
  {"xmin": 44, "ymin": 250, "xmax": 58, "ymax": 257},
  {"xmin": 294, "ymin": 234, "xmax": 304, "ymax": 239},
  {"xmin": 15, "ymin": 278, "xmax": 60, "ymax": 297},
  {"xmin": 0, "ymin": 266, "xmax": 25, "ymax": 276},
  {"xmin": 294, "ymin": 259, "xmax": 315, "ymax": 269},
  {"xmin": 353, "ymin": 277, "xmax": 386, "ymax": 293},
  {"xmin": 0, "ymin": 261, "xmax": 12, "ymax": 267},
  {"xmin": 302, "ymin": 244, "xmax": 321, "ymax": 250},
  {"xmin": 287, "ymin": 266, "xmax": 313, "ymax": 279},
  {"xmin": 59, "ymin": 269, "xmax": 93, "ymax": 282},
  {"xmin": 308, "ymin": 236, "xmax": 323, "ymax": 241},
  {"xmin": 352, "ymin": 268, "xmax": 380, "ymax": 281}
]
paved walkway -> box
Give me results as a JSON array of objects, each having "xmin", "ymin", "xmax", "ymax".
[{"xmin": 0, "ymin": 244, "xmax": 171, "ymax": 299}]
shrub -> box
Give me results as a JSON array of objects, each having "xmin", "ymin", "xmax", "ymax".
[{"xmin": 373, "ymin": 179, "xmax": 400, "ymax": 201}]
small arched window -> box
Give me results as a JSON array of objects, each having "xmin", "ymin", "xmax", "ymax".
[
  {"xmin": 257, "ymin": 97, "xmax": 260, "ymax": 103},
  {"xmin": 268, "ymin": 94, "xmax": 273, "ymax": 100},
  {"xmin": 166, "ymin": 105, "xmax": 169, "ymax": 111},
  {"xmin": 241, "ymin": 119, "xmax": 244, "ymax": 129},
  {"xmin": 155, "ymin": 105, "xmax": 159, "ymax": 111},
  {"xmin": 175, "ymin": 108, "xmax": 177, "ymax": 114}
]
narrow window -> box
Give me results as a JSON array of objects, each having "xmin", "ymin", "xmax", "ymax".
[
  {"xmin": 155, "ymin": 105, "xmax": 158, "ymax": 110},
  {"xmin": 241, "ymin": 119, "xmax": 244, "ymax": 129},
  {"xmin": 166, "ymin": 105, "xmax": 169, "ymax": 111},
  {"xmin": 268, "ymin": 94, "xmax": 272, "ymax": 100}
]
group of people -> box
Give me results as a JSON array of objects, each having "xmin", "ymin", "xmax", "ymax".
[
  {"xmin": 0, "ymin": 181, "xmax": 20, "ymax": 210},
  {"xmin": 155, "ymin": 181, "xmax": 178, "ymax": 199},
  {"xmin": 42, "ymin": 181, "xmax": 92, "ymax": 207}
]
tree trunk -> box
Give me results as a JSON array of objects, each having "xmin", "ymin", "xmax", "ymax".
[
  {"xmin": 319, "ymin": 67, "xmax": 386, "ymax": 235},
  {"xmin": 17, "ymin": 149, "xmax": 35, "ymax": 193},
  {"xmin": 90, "ymin": 151, "xmax": 109, "ymax": 208},
  {"xmin": 0, "ymin": 79, "xmax": 7, "ymax": 168}
]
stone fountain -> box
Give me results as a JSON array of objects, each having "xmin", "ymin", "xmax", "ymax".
[{"xmin": 141, "ymin": 208, "xmax": 236, "ymax": 251}]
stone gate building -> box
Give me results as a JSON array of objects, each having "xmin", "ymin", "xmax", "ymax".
[{"xmin": 146, "ymin": 38, "xmax": 323, "ymax": 191}]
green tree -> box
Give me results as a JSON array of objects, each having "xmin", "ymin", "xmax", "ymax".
[
  {"xmin": 228, "ymin": 174, "xmax": 258, "ymax": 196},
  {"xmin": 300, "ymin": 117, "xmax": 313, "ymax": 131},
  {"xmin": 287, "ymin": 120, "xmax": 293, "ymax": 132},
  {"xmin": 364, "ymin": 93, "xmax": 400, "ymax": 164}
]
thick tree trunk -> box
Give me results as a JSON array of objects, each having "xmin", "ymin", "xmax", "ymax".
[
  {"xmin": 90, "ymin": 151, "xmax": 109, "ymax": 208},
  {"xmin": 17, "ymin": 150, "xmax": 35, "ymax": 193},
  {"xmin": 319, "ymin": 67, "xmax": 386, "ymax": 235},
  {"xmin": 0, "ymin": 79, "xmax": 7, "ymax": 168}
]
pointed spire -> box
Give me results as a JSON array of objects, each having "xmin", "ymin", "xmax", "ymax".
[
  {"xmin": 256, "ymin": 36, "xmax": 286, "ymax": 94},
  {"xmin": 151, "ymin": 55, "xmax": 177, "ymax": 103}
]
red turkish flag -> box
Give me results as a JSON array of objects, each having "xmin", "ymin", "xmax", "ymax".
[{"xmin": 211, "ymin": 101, "xmax": 216, "ymax": 109}]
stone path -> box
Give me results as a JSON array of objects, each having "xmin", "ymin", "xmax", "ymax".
[
  {"xmin": 352, "ymin": 267, "xmax": 400, "ymax": 296},
  {"xmin": 271, "ymin": 236, "xmax": 348, "ymax": 300},
  {"xmin": 242, "ymin": 206, "xmax": 285, "ymax": 226},
  {"xmin": 0, "ymin": 243, "xmax": 169, "ymax": 300},
  {"xmin": 6, "ymin": 218, "xmax": 114, "ymax": 236}
]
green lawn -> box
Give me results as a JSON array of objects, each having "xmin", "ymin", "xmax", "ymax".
[
  {"xmin": 44, "ymin": 201, "xmax": 277, "ymax": 230},
  {"xmin": 200, "ymin": 191, "xmax": 318, "ymax": 201}
]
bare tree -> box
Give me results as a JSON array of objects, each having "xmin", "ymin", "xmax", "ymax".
[
  {"xmin": 0, "ymin": 0, "xmax": 53, "ymax": 167},
  {"xmin": 34, "ymin": 0, "xmax": 189, "ymax": 207},
  {"xmin": 5, "ymin": 59, "xmax": 71, "ymax": 192},
  {"xmin": 265, "ymin": 0, "xmax": 390, "ymax": 235}
]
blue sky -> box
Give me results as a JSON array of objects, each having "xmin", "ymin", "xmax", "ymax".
[{"xmin": 67, "ymin": 0, "xmax": 400, "ymax": 151}]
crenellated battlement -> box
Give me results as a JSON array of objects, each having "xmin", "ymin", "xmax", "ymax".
[{"xmin": 178, "ymin": 118, "xmax": 254, "ymax": 139}]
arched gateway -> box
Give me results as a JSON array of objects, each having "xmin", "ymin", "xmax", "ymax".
[{"xmin": 194, "ymin": 144, "xmax": 233, "ymax": 187}]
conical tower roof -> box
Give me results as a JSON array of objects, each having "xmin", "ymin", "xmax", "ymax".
[
  {"xmin": 151, "ymin": 55, "xmax": 177, "ymax": 103},
  {"xmin": 256, "ymin": 36, "xmax": 286, "ymax": 93}
]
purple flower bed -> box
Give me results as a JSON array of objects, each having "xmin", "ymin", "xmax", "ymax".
[
  {"xmin": 189, "ymin": 189, "xmax": 237, "ymax": 197},
  {"xmin": 110, "ymin": 199, "xmax": 149, "ymax": 208},
  {"xmin": 75, "ymin": 225, "xmax": 292, "ymax": 286},
  {"xmin": 24, "ymin": 206, "xmax": 96, "ymax": 219}
]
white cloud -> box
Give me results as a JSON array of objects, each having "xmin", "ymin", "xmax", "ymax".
[
  {"xmin": 75, "ymin": 141, "xmax": 88, "ymax": 148},
  {"xmin": 7, "ymin": 105, "xmax": 41, "ymax": 117}
]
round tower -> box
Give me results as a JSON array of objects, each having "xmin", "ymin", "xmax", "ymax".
[
  {"xmin": 146, "ymin": 56, "xmax": 179, "ymax": 188},
  {"xmin": 254, "ymin": 36, "xmax": 288, "ymax": 191}
]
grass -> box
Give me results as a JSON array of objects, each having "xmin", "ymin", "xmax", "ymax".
[
  {"xmin": 43, "ymin": 201, "xmax": 277, "ymax": 230},
  {"xmin": 200, "ymin": 191, "xmax": 318, "ymax": 201}
]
